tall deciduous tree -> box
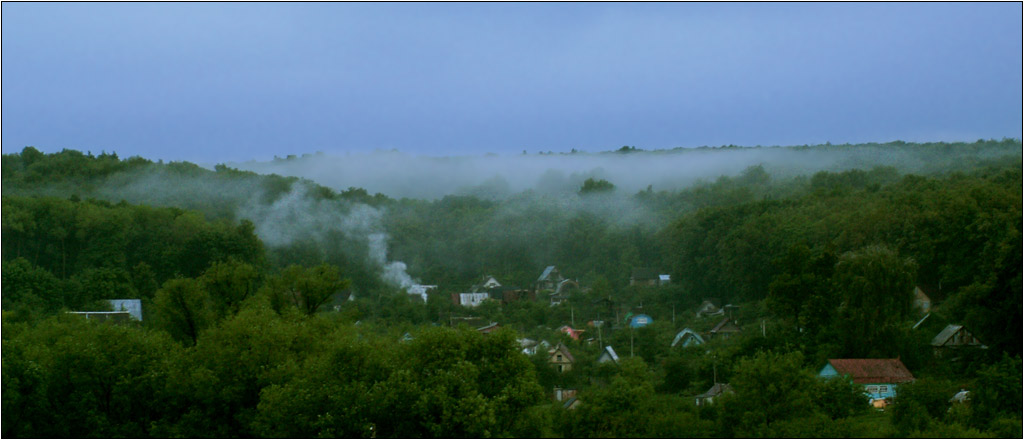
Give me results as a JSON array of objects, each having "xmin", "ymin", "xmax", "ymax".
[
  {"xmin": 832, "ymin": 245, "xmax": 916, "ymax": 357},
  {"xmin": 153, "ymin": 277, "xmax": 213, "ymax": 345}
]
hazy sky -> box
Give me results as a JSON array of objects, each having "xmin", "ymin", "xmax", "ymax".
[{"xmin": 2, "ymin": 2, "xmax": 1021, "ymax": 163}]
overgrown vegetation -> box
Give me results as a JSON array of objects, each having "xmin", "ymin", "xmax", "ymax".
[{"xmin": 2, "ymin": 141, "xmax": 1021, "ymax": 438}]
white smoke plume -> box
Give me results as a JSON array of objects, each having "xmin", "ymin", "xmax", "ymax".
[{"xmin": 236, "ymin": 183, "xmax": 416, "ymax": 289}]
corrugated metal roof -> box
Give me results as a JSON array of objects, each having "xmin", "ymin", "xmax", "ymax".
[
  {"xmin": 538, "ymin": 266, "xmax": 556, "ymax": 281},
  {"xmin": 710, "ymin": 317, "xmax": 740, "ymax": 333},
  {"xmin": 931, "ymin": 324, "xmax": 963, "ymax": 346},
  {"xmin": 827, "ymin": 359, "xmax": 915, "ymax": 384},
  {"xmin": 671, "ymin": 328, "xmax": 705, "ymax": 347}
]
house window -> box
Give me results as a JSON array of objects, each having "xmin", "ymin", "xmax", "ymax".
[
  {"xmin": 558, "ymin": 365, "xmax": 563, "ymax": 372},
  {"xmin": 865, "ymin": 385, "xmax": 879, "ymax": 394},
  {"xmin": 557, "ymin": 355, "xmax": 563, "ymax": 362},
  {"xmin": 879, "ymin": 385, "xmax": 889, "ymax": 394}
]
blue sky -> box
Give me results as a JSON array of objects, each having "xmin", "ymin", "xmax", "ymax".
[{"xmin": 2, "ymin": 2, "xmax": 1021, "ymax": 163}]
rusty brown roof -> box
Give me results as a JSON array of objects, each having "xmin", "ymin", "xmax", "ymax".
[{"xmin": 827, "ymin": 359, "xmax": 915, "ymax": 384}]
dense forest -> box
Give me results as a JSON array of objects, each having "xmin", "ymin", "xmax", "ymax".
[{"xmin": 2, "ymin": 140, "xmax": 1022, "ymax": 438}]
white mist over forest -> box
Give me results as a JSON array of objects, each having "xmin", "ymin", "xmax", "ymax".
[{"xmin": 227, "ymin": 144, "xmax": 1004, "ymax": 199}]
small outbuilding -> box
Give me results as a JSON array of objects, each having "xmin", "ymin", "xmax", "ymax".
[{"xmin": 597, "ymin": 346, "xmax": 620, "ymax": 364}]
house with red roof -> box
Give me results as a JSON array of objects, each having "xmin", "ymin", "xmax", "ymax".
[{"xmin": 818, "ymin": 358, "xmax": 915, "ymax": 403}]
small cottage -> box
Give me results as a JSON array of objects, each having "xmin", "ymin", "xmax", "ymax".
[
  {"xmin": 548, "ymin": 342, "xmax": 575, "ymax": 373},
  {"xmin": 695, "ymin": 383, "xmax": 734, "ymax": 406},
  {"xmin": 671, "ymin": 328, "xmax": 705, "ymax": 348},
  {"xmin": 818, "ymin": 358, "xmax": 915, "ymax": 403},
  {"xmin": 559, "ymin": 325, "xmax": 584, "ymax": 341},
  {"xmin": 597, "ymin": 346, "xmax": 620, "ymax": 364},
  {"xmin": 454, "ymin": 292, "xmax": 490, "ymax": 307},
  {"xmin": 481, "ymin": 276, "xmax": 502, "ymax": 290},
  {"xmin": 931, "ymin": 324, "xmax": 985, "ymax": 351},
  {"xmin": 696, "ymin": 299, "xmax": 724, "ymax": 317},
  {"xmin": 537, "ymin": 266, "xmax": 564, "ymax": 292}
]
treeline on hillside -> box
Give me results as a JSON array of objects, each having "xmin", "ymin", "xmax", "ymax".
[
  {"xmin": 2, "ymin": 196, "xmax": 264, "ymax": 320},
  {"xmin": 2, "ymin": 143, "xmax": 1022, "ymax": 438}
]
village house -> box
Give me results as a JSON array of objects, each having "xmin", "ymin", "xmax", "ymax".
[
  {"xmin": 548, "ymin": 342, "xmax": 575, "ymax": 373},
  {"xmin": 597, "ymin": 346, "xmax": 620, "ymax": 364},
  {"xmin": 481, "ymin": 275, "xmax": 502, "ymax": 290},
  {"xmin": 708, "ymin": 317, "xmax": 741, "ymax": 340},
  {"xmin": 695, "ymin": 383, "xmax": 734, "ymax": 406},
  {"xmin": 452, "ymin": 292, "xmax": 490, "ymax": 307},
  {"xmin": 696, "ymin": 299, "xmax": 724, "ymax": 317},
  {"xmin": 818, "ymin": 358, "xmax": 916, "ymax": 405},
  {"xmin": 671, "ymin": 328, "xmax": 705, "ymax": 348},
  {"xmin": 559, "ymin": 325, "xmax": 584, "ymax": 341},
  {"xmin": 536, "ymin": 266, "xmax": 564, "ymax": 292},
  {"xmin": 931, "ymin": 324, "xmax": 986, "ymax": 357}
]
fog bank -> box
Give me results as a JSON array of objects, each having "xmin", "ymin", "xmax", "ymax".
[{"xmin": 228, "ymin": 144, "xmax": 1012, "ymax": 199}]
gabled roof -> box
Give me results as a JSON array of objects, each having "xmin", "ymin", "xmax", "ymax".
[
  {"xmin": 562, "ymin": 396, "xmax": 579, "ymax": 409},
  {"xmin": 549, "ymin": 342, "xmax": 575, "ymax": 363},
  {"xmin": 931, "ymin": 324, "xmax": 984, "ymax": 347},
  {"xmin": 912, "ymin": 313, "xmax": 931, "ymax": 330},
  {"xmin": 826, "ymin": 359, "xmax": 915, "ymax": 384},
  {"xmin": 710, "ymin": 318, "xmax": 741, "ymax": 333},
  {"xmin": 700, "ymin": 298, "xmax": 721, "ymax": 309},
  {"xmin": 599, "ymin": 346, "xmax": 620, "ymax": 363},
  {"xmin": 538, "ymin": 266, "xmax": 557, "ymax": 281},
  {"xmin": 696, "ymin": 383, "xmax": 734, "ymax": 399},
  {"xmin": 932, "ymin": 324, "xmax": 963, "ymax": 346},
  {"xmin": 671, "ymin": 328, "xmax": 705, "ymax": 347}
]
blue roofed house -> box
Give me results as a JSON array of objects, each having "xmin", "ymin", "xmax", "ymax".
[
  {"xmin": 818, "ymin": 358, "xmax": 915, "ymax": 405},
  {"xmin": 671, "ymin": 328, "xmax": 705, "ymax": 348}
]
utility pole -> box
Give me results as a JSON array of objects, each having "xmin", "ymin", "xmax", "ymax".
[
  {"xmin": 570, "ymin": 306, "xmax": 574, "ymax": 327},
  {"xmin": 630, "ymin": 327, "xmax": 635, "ymax": 358},
  {"xmin": 672, "ymin": 303, "xmax": 676, "ymax": 324}
]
